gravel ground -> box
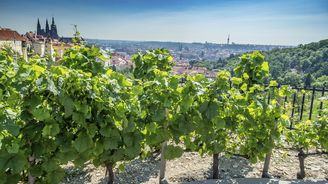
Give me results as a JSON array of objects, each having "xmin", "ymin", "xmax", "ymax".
[
  {"xmin": 61, "ymin": 149, "xmax": 328, "ymax": 184},
  {"xmin": 187, "ymin": 178, "xmax": 328, "ymax": 184}
]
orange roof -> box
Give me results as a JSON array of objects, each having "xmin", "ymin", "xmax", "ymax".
[{"xmin": 0, "ymin": 28, "xmax": 25, "ymax": 41}]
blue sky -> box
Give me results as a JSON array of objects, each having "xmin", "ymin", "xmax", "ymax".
[{"xmin": 0, "ymin": 0, "xmax": 327, "ymax": 45}]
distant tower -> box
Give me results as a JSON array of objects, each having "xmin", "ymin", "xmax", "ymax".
[
  {"xmin": 227, "ymin": 34, "xmax": 230, "ymax": 45},
  {"xmin": 36, "ymin": 17, "xmax": 59, "ymax": 38},
  {"xmin": 50, "ymin": 17, "xmax": 58, "ymax": 39},
  {"xmin": 45, "ymin": 19, "xmax": 50, "ymax": 36},
  {"xmin": 178, "ymin": 43, "xmax": 183, "ymax": 51},
  {"xmin": 37, "ymin": 18, "xmax": 42, "ymax": 35}
]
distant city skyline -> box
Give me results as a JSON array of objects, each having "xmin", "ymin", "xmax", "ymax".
[{"xmin": 0, "ymin": 0, "xmax": 327, "ymax": 45}]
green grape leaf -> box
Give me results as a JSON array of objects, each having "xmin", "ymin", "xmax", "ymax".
[
  {"xmin": 212, "ymin": 116, "xmax": 226, "ymax": 129},
  {"xmin": 2, "ymin": 122, "xmax": 20, "ymax": 136},
  {"xmin": 73, "ymin": 132, "xmax": 93, "ymax": 153},
  {"xmin": 99, "ymin": 126, "xmax": 111, "ymax": 137},
  {"xmin": 42, "ymin": 123, "xmax": 60, "ymax": 137},
  {"xmin": 164, "ymin": 145, "xmax": 183, "ymax": 160},
  {"xmin": 123, "ymin": 134, "xmax": 134, "ymax": 147},
  {"xmin": 46, "ymin": 168, "xmax": 65, "ymax": 184},
  {"xmin": 31, "ymin": 108, "xmax": 51, "ymax": 121},
  {"xmin": 118, "ymin": 163, "xmax": 125, "ymax": 172},
  {"xmin": 0, "ymin": 152, "xmax": 27, "ymax": 174},
  {"xmin": 30, "ymin": 165, "xmax": 43, "ymax": 177},
  {"xmin": 59, "ymin": 95, "xmax": 74, "ymax": 117},
  {"xmin": 42, "ymin": 159, "xmax": 58, "ymax": 172}
]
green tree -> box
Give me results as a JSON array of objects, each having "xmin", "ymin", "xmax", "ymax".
[
  {"xmin": 279, "ymin": 70, "xmax": 303, "ymax": 86},
  {"xmin": 313, "ymin": 75, "xmax": 328, "ymax": 88},
  {"xmin": 304, "ymin": 73, "xmax": 313, "ymax": 87}
]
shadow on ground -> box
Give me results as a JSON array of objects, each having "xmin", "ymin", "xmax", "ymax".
[
  {"xmin": 162, "ymin": 155, "xmax": 254, "ymax": 183},
  {"xmin": 205, "ymin": 155, "xmax": 254, "ymax": 179},
  {"xmin": 99, "ymin": 155, "xmax": 160, "ymax": 184},
  {"xmin": 62, "ymin": 164, "xmax": 94, "ymax": 184},
  {"xmin": 183, "ymin": 178, "xmax": 328, "ymax": 184}
]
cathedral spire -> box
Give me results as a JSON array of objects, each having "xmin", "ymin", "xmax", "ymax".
[
  {"xmin": 37, "ymin": 18, "xmax": 41, "ymax": 28},
  {"xmin": 45, "ymin": 19, "xmax": 50, "ymax": 35},
  {"xmin": 37, "ymin": 18, "xmax": 41, "ymax": 35},
  {"xmin": 50, "ymin": 17, "xmax": 58, "ymax": 39}
]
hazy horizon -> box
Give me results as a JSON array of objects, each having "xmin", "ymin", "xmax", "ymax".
[
  {"xmin": 1, "ymin": 0, "xmax": 327, "ymax": 45},
  {"xmin": 85, "ymin": 38, "xmax": 295, "ymax": 46}
]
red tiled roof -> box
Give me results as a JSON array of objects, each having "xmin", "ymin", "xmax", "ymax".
[{"xmin": 0, "ymin": 28, "xmax": 25, "ymax": 41}]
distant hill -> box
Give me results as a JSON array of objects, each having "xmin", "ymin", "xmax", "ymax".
[
  {"xmin": 263, "ymin": 39, "xmax": 328, "ymax": 87},
  {"xmin": 215, "ymin": 40, "xmax": 328, "ymax": 87}
]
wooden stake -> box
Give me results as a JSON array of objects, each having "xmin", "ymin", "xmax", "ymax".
[
  {"xmin": 262, "ymin": 151, "xmax": 272, "ymax": 178},
  {"xmin": 159, "ymin": 141, "xmax": 167, "ymax": 183},
  {"xmin": 212, "ymin": 153, "xmax": 219, "ymax": 179},
  {"xmin": 106, "ymin": 162, "xmax": 114, "ymax": 184},
  {"xmin": 297, "ymin": 149, "xmax": 306, "ymax": 179}
]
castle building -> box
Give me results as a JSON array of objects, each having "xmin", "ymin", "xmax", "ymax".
[{"xmin": 37, "ymin": 17, "xmax": 58, "ymax": 39}]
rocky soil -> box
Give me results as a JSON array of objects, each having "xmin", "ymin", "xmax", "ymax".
[{"xmin": 61, "ymin": 149, "xmax": 328, "ymax": 184}]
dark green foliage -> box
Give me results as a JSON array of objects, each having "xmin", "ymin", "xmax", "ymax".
[
  {"xmin": 193, "ymin": 39, "xmax": 328, "ymax": 87},
  {"xmin": 265, "ymin": 39, "xmax": 328, "ymax": 86}
]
